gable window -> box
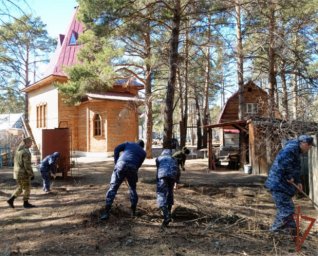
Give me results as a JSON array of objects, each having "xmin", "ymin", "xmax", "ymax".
[
  {"xmin": 93, "ymin": 114, "xmax": 102, "ymax": 136},
  {"xmin": 69, "ymin": 31, "xmax": 78, "ymax": 45},
  {"xmin": 36, "ymin": 103, "xmax": 47, "ymax": 128},
  {"xmin": 246, "ymin": 103, "xmax": 258, "ymax": 114}
]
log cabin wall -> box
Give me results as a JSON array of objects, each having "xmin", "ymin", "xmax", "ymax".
[
  {"xmin": 76, "ymin": 100, "xmax": 138, "ymax": 155},
  {"xmin": 58, "ymin": 95, "xmax": 78, "ymax": 153}
]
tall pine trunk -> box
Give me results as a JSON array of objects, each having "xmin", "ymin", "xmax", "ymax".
[
  {"xmin": 236, "ymin": 0, "xmax": 247, "ymax": 166},
  {"xmin": 280, "ymin": 60, "xmax": 289, "ymax": 120},
  {"xmin": 268, "ymin": 1, "xmax": 277, "ymax": 118},
  {"xmin": 179, "ymin": 22, "xmax": 189, "ymax": 148},
  {"xmin": 144, "ymin": 21, "xmax": 153, "ymax": 158},
  {"xmin": 163, "ymin": 0, "xmax": 181, "ymax": 149}
]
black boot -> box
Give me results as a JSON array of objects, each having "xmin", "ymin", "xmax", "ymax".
[
  {"xmin": 161, "ymin": 206, "xmax": 171, "ymax": 227},
  {"xmin": 100, "ymin": 205, "xmax": 111, "ymax": 220},
  {"xmin": 23, "ymin": 201, "xmax": 36, "ymax": 208},
  {"xmin": 131, "ymin": 205, "xmax": 137, "ymax": 217},
  {"xmin": 7, "ymin": 196, "xmax": 16, "ymax": 208}
]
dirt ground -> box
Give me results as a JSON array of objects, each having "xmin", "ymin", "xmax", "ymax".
[{"xmin": 1, "ymin": 157, "xmax": 318, "ymax": 256}]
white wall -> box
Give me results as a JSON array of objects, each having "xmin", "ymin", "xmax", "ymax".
[{"xmin": 28, "ymin": 85, "xmax": 59, "ymax": 152}]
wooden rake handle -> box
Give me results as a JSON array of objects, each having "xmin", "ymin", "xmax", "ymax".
[{"xmin": 291, "ymin": 181, "xmax": 318, "ymax": 208}]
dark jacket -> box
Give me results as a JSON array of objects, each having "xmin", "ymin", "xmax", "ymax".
[
  {"xmin": 40, "ymin": 152, "xmax": 60, "ymax": 173},
  {"xmin": 114, "ymin": 142, "xmax": 146, "ymax": 170},
  {"xmin": 264, "ymin": 139, "xmax": 302, "ymax": 196},
  {"xmin": 156, "ymin": 149, "xmax": 178, "ymax": 179}
]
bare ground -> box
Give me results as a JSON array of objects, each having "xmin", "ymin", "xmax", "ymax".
[{"xmin": 0, "ymin": 157, "xmax": 318, "ymax": 256}]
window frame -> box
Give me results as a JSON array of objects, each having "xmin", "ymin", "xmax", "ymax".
[
  {"xmin": 36, "ymin": 103, "xmax": 47, "ymax": 128},
  {"xmin": 93, "ymin": 114, "xmax": 102, "ymax": 137},
  {"xmin": 69, "ymin": 31, "xmax": 78, "ymax": 45},
  {"xmin": 245, "ymin": 103, "xmax": 258, "ymax": 114}
]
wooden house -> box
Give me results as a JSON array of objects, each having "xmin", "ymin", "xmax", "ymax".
[
  {"xmin": 205, "ymin": 81, "xmax": 281, "ymax": 172},
  {"xmin": 205, "ymin": 81, "xmax": 318, "ymax": 183},
  {"xmin": 23, "ymin": 7, "xmax": 143, "ymax": 166},
  {"xmin": 217, "ymin": 80, "xmax": 280, "ymax": 147}
]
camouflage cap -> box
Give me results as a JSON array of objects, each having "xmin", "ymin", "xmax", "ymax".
[
  {"xmin": 298, "ymin": 135, "xmax": 315, "ymax": 146},
  {"xmin": 23, "ymin": 137, "xmax": 33, "ymax": 143}
]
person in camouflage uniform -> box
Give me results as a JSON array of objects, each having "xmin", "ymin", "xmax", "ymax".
[
  {"xmin": 40, "ymin": 152, "xmax": 60, "ymax": 192},
  {"xmin": 172, "ymin": 146, "xmax": 190, "ymax": 190},
  {"xmin": 7, "ymin": 137, "xmax": 36, "ymax": 209},
  {"xmin": 265, "ymin": 134, "xmax": 315, "ymax": 236},
  {"xmin": 100, "ymin": 140, "xmax": 146, "ymax": 221},
  {"xmin": 156, "ymin": 149, "xmax": 178, "ymax": 227}
]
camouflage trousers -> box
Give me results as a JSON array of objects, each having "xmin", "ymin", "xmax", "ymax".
[
  {"xmin": 156, "ymin": 177, "xmax": 175, "ymax": 208},
  {"xmin": 13, "ymin": 177, "xmax": 31, "ymax": 201},
  {"xmin": 105, "ymin": 163, "xmax": 138, "ymax": 208},
  {"xmin": 270, "ymin": 191, "xmax": 296, "ymax": 232}
]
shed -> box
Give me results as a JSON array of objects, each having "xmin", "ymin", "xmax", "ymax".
[{"xmin": 206, "ymin": 117, "xmax": 318, "ymax": 174}]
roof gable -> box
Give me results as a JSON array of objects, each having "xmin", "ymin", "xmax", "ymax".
[
  {"xmin": 217, "ymin": 81, "xmax": 271, "ymax": 123},
  {"xmin": 43, "ymin": 6, "xmax": 83, "ymax": 77},
  {"xmin": 0, "ymin": 113, "xmax": 24, "ymax": 130},
  {"xmin": 26, "ymin": 6, "xmax": 144, "ymax": 93}
]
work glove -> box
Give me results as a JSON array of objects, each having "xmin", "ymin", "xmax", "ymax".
[{"xmin": 30, "ymin": 176, "xmax": 35, "ymax": 180}]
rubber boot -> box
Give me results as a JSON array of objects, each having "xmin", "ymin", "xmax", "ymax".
[
  {"xmin": 23, "ymin": 201, "xmax": 36, "ymax": 208},
  {"xmin": 161, "ymin": 206, "xmax": 171, "ymax": 227},
  {"xmin": 7, "ymin": 196, "xmax": 16, "ymax": 208},
  {"xmin": 100, "ymin": 205, "xmax": 111, "ymax": 220},
  {"xmin": 131, "ymin": 205, "xmax": 137, "ymax": 217}
]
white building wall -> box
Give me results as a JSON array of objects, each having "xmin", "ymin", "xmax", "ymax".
[{"xmin": 28, "ymin": 85, "xmax": 59, "ymax": 153}]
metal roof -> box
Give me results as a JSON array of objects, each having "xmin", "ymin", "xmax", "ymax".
[
  {"xmin": 85, "ymin": 93, "xmax": 144, "ymax": 102},
  {"xmin": 43, "ymin": 7, "xmax": 83, "ymax": 77},
  {"xmin": 204, "ymin": 120, "xmax": 247, "ymax": 129}
]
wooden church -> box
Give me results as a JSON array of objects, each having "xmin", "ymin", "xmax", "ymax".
[{"xmin": 23, "ymin": 7, "xmax": 143, "ymax": 168}]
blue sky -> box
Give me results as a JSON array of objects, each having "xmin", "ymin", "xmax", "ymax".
[{"xmin": 24, "ymin": 0, "xmax": 78, "ymax": 39}]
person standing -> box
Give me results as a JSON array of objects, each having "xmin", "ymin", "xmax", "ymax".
[
  {"xmin": 6, "ymin": 137, "xmax": 36, "ymax": 209},
  {"xmin": 156, "ymin": 149, "xmax": 178, "ymax": 227},
  {"xmin": 100, "ymin": 140, "xmax": 146, "ymax": 220},
  {"xmin": 40, "ymin": 152, "xmax": 60, "ymax": 193},
  {"xmin": 172, "ymin": 146, "xmax": 190, "ymax": 190},
  {"xmin": 265, "ymin": 134, "xmax": 315, "ymax": 236}
]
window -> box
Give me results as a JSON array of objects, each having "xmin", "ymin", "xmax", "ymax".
[
  {"xmin": 36, "ymin": 103, "xmax": 47, "ymax": 128},
  {"xmin": 93, "ymin": 114, "xmax": 102, "ymax": 136},
  {"xmin": 69, "ymin": 31, "xmax": 78, "ymax": 45},
  {"xmin": 246, "ymin": 103, "xmax": 258, "ymax": 114}
]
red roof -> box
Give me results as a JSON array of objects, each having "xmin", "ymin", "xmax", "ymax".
[
  {"xmin": 44, "ymin": 7, "xmax": 83, "ymax": 76},
  {"xmin": 28, "ymin": 6, "xmax": 144, "ymax": 92}
]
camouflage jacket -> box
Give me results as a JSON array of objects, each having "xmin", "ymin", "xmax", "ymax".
[
  {"xmin": 264, "ymin": 139, "xmax": 301, "ymax": 196},
  {"xmin": 13, "ymin": 142, "xmax": 34, "ymax": 180},
  {"xmin": 172, "ymin": 150, "xmax": 187, "ymax": 169},
  {"xmin": 156, "ymin": 149, "xmax": 178, "ymax": 179}
]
